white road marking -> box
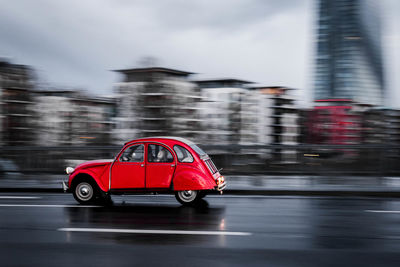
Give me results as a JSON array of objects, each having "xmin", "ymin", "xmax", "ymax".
[
  {"xmin": 58, "ymin": 227, "xmax": 252, "ymax": 236},
  {"xmin": 0, "ymin": 204, "xmax": 100, "ymax": 208},
  {"xmin": 0, "ymin": 196, "xmax": 41, "ymax": 199},
  {"xmin": 365, "ymin": 210, "xmax": 400, "ymax": 214}
]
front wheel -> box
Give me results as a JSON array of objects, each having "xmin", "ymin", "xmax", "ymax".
[
  {"xmin": 73, "ymin": 181, "xmax": 97, "ymax": 204},
  {"xmin": 175, "ymin": 190, "xmax": 201, "ymax": 205}
]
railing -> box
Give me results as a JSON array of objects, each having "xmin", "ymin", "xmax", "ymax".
[{"xmin": 0, "ymin": 144, "xmax": 398, "ymax": 176}]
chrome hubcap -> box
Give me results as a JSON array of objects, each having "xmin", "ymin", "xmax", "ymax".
[
  {"xmin": 178, "ymin": 190, "xmax": 197, "ymax": 202},
  {"xmin": 76, "ymin": 182, "xmax": 93, "ymax": 201},
  {"xmin": 80, "ymin": 187, "xmax": 89, "ymax": 196}
]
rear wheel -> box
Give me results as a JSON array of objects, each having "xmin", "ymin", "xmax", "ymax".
[
  {"xmin": 73, "ymin": 181, "xmax": 97, "ymax": 204},
  {"xmin": 175, "ymin": 190, "xmax": 201, "ymax": 205}
]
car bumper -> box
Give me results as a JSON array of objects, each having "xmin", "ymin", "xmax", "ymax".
[
  {"xmin": 216, "ymin": 181, "xmax": 226, "ymax": 191},
  {"xmin": 62, "ymin": 181, "xmax": 69, "ymax": 192}
]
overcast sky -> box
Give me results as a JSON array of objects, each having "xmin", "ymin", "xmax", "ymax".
[{"xmin": 0, "ymin": 0, "xmax": 398, "ymax": 107}]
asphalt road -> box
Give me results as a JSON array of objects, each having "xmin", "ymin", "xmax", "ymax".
[{"xmin": 1, "ymin": 193, "xmax": 400, "ymax": 266}]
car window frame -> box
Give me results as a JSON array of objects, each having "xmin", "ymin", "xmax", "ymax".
[
  {"xmin": 118, "ymin": 143, "xmax": 145, "ymax": 163},
  {"xmin": 173, "ymin": 145, "xmax": 194, "ymax": 163},
  {"xmin": 146, "ymin": 143, "xmax": 175, "ymax": 164}
]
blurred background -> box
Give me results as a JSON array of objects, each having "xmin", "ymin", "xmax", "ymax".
[{"xmin": 0, "ymin": 0, "xmax": 399, "ymax": 177}]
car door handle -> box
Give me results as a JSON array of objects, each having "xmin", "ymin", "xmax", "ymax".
[
  {"xmin": 171, "ymin": 164, "xmax": 175, "ymax": 167},
  {"xmin": 141, "ymin": 164, "xmax": 144, "ymax": 167}
]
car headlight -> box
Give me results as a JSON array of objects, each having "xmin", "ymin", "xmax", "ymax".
[
  {"xmin": 65, "ymin": 167, "xmax": 75, "ymax": 175},
  {"xmin": 216, "ymin": 176, "xmax": 225, "ymax": 185}
]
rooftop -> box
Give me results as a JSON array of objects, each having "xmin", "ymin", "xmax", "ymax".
[
  {"xmin": 251, "ymin": 86, "xmax": 295, "ymax": 96},
  {"xmin": 194, "ymin": 78, "xmax": 253, "ymax": 84},
  {"xmin": 113, "ymin": 67, "xmax": 194, "ymax": 76},
  {"xmin": 194, "ymin": 78, "xmax": 254, "ymax": 89},
  {"xmin": 250, "ymin": 86, "xmax": 295, "ymax": 90}
]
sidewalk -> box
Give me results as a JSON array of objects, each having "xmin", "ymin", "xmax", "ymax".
[
  {"xmin": 225, "ymin": 175, "xmax": 400, "ymax": 197},
  {"xmin": 1, "ymin": 174, "xmax": 400, "ymax": 197}
]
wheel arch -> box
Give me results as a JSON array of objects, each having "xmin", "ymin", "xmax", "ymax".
[
  {"xmin": 173, "ymin": 167, "xmax": 216, "ymax": 191},
  {"xmin": 71, "ymin": 172, "xmax": 105, "ymax": 193}
]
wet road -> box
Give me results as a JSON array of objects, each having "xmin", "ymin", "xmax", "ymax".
[{"xmin": 1, "ymin": 193, "xmax": 400, "ymax": 266}]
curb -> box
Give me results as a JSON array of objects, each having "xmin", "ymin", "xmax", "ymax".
[
  {"xmin": 1, "ymin": 188, "xmax": 400, "ymax": 198},
  {"xmin": 221, "ymin": 189, "xmax": 400, "ymax": 198}
]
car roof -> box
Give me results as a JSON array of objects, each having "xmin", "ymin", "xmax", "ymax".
[{"xmin": 124, "ymin": 136, "xmax": 196, "ymax": 146}]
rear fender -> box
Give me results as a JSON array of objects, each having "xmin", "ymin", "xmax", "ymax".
[{"xmin": 173, "ymin": 167, "xmax": 216, "ymax": 191}]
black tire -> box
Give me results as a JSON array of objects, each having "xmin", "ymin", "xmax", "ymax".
[
  {"xmin": 73, "ymin": 180, "xmax": 98, "ymax": 204},
  {"xmin": 175, "ymin": 190, "xmax": 201, "ymax": 205}
]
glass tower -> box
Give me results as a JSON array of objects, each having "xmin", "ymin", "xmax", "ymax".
[{"xmin": 314, "ymin": 0, "xmax": 384, "ymax": 106}]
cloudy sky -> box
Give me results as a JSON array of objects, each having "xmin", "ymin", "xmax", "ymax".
[{"xmin": 0, "ymin": 0, "xmax": 398, "ymax": 107}]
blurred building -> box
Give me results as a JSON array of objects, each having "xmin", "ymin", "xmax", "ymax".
[
  {"xmin": 254, "ymin": 86, "xmax": 299, "ymax": 163},
  {"xmin": 384, "ymin": 109, "xmax": 400, "ymax": 145},
  {"xmin": 240, "ymin": 88, "xmax": 271, "ymax": 145},
  {"xmin": 360, "ymin": 107, "xmax": 387, "ymax": 144},
  {"xmin": 314, "ymin": 0, "xmax": 384, "ymax": 106},
  {"xmin": 198, "ymin": 81, "xmax": 299, "ymax": 162},
  {"xmin": 0, "ymin": 60, "xmax": 36, "ymax": 146},
  {"xmin": 298, "ymin": 108, "xmax": 312, "ymax": 144},
  {"xmin": 196, "ymin": 79, "xmax": 250, "ymax": 145},
  {"xmin": 307, "ymin": 102, "xmax": 400, "ymax": 146},
  {"xmin": 308, "ymin": 99, "xmax": 362, "ymax": 145},
  {"xmin": 112, "ymin": 67, "xmax": 203, "ymax": 144},
  {"xmin": 33, "ymin": 90, "xmax": 115, "ymax": 146}
]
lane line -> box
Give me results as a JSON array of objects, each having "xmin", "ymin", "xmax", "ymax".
[
  {"xmin": 0, "ymin": 196, "xmax": 41, "ymax": 199},
  {"xmin": 58, "ymin": 227, "xmax": 252, "ymax": 236},
  {"xmin": 0, "ymin": 204, "xmax": 100, "ymax": 208},
  {"xmin": 365, "ymin": 210, "xmax": 400, "ymax": 214}
]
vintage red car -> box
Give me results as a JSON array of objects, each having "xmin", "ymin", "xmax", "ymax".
[{"xmin": 63, "ymin": 137, "xmax": 226, "ymax": 205}]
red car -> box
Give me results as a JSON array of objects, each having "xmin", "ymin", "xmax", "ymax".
[{"xmin": 63, "ymin": 137, "xmax": 226, "ymax": 205}]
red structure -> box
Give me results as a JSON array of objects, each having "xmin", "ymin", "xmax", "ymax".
[{"xmin": 308, "ymin": 99, "xmax": 361, "ymax": 145}]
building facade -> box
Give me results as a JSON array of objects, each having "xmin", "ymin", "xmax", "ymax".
[
  {"xmin": 33, "ymin": 90, "xmax": 115, "ymax": 146},
  {"xmin": 240, "ymin": 88, "xmax": 272, "ymax": 145},
  {"xmin": 255, "ymin": 87, "xmax": 299, "ymax": 163},
  {"xmin": 0, "ymin": 60, "xmax": 36, "ymax": 146},
  {"xmin": 314, "ymin": 0, "xmax": 384, "ymax": 106},
  {"xmin": 308, "ymin": 100, "xmax": 362, "ymax": 145},
  {"xmin": 198, "ymin": 82, "xmax": 299, "ymax": 162},
  {"xmin": 196, "ymin": 79, "xmax": 250, "ymax": 145},
  {"xmin": 112, "ymin": 67, "xmax": 203, "ymax": 144}
]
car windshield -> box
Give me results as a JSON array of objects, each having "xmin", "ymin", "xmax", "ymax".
[{"xmin": 190, "ymin": 144, "xmax": 207, "ymax": 157}]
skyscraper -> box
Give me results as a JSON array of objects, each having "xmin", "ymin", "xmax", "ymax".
[{"xmin": 313, "ymin": 0, "xmax": 384, "ymax": 106}]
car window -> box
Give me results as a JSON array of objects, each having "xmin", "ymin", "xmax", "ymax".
[
  {"xmin": 119, "ymin": 144, "xmax": 144, "ymax": 162},
  {"xmin": 148, "ymin": 144, "xmax": 174, "ymax": 163},
  {"xmin": 174, "ymin": 145, "xmax": 194, "ymax": 163}
]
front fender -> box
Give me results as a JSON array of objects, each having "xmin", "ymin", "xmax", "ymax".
[
  {"xmin": 173, "ymin": 167, "xmax": 216, "ymax": 191},
  {"xmin": 69, "ymin": 167, "xmax": 108, "ymax": 192}
]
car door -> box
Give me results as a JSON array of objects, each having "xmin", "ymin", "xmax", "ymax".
[
  {"xmin": 146, "ymin": 143, "xmax": 176, "ymax": 188},
  {"xmin": 111, "ymin": 143, "xmax": 145, "ymax": 189}
]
